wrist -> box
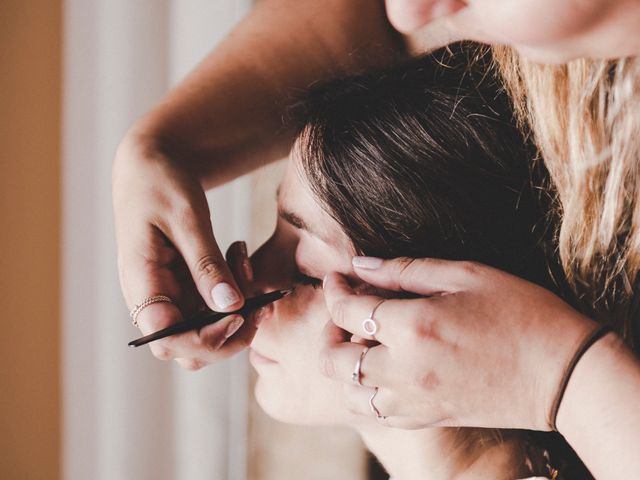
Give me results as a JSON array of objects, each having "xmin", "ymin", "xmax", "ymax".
[
  {"xmin": 553, "ymin": 331, "xmax": 640, "ymax": 478},
  {"xmin": 555, "ymin": 330, "xmax": 624, "ymax": 436},
  {"xmin": 529, "ymin": 304, "xmax": 595, "ymax": 431},
  {"xmin": 547, "ymin": 324, "xmax": 613, "ymax": 430},
  {"xmin": 113, "ymin": 125, "xmax": 198, "ymax": 181}
]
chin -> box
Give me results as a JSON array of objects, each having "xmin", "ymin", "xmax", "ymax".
[
  {"xmin": 253, "ymin": 378, "xmax": 343, "ymax": 427},
  {"xmin": 513, "ymin": 44, "xmax": 581, "ymax": 64},
  {"xmin": 254, "ymin": 379, "xmax": 306, "ymax": 425}
]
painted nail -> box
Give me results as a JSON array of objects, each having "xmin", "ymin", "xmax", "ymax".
[
  {"xmin": 224, "ymin": 315, "xmax": 244, "ymax": 338},
  {"xmin": 239, "ymin": 241, "xmax": 254, "ymax": 282},
  {"xmin": 254, "ymin": 307, "xmax": 265, "ymax": 327},
  {"xmin": 352, "ymin": 256, "xmax": 383, "ymax": 270},
  {"xmin": 211, "ymin": 282, "xmax": 241, "ymax": 310}
]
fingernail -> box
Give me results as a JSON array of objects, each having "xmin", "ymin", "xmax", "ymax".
[
  {"xmin": 322, "ymin": 274, "xmax": 329, "ymax": 290},
  {"xmin": 239, "ymin": 241, "xmax": 248, "ymax": 258},
  {"xmin": 211, "ymin": 282, "xmax": 241, "ymax": 309},
  {"xmin": 225, "ymin": 315, "xmax": 244, "ymax": 338},
  {"xmin": 240, "ymin": 241, "xmax": 254, "ymax": 282},
  {"xmin": 352, "ymin": 256, "xmax": 383, "ymax": 270},
  {"xmin": 254, "ymin": 307, "xmax": 265, "ymax": 327}
]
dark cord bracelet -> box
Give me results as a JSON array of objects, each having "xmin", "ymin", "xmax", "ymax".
[{"xmin": 549, "ymin": 324, "xmax": 613, "ymax": 431}]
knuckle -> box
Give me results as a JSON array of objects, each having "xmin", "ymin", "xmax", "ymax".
[
  {"xmin": 397, "ymin": 257, "xmax": 419, "ymax": 276},
  {"xmin": 150, "ymin": 345, "xmax": 173, "ymax": 361},
  {"xmin": 399, "ymin": 305, "xmax": 428, "ymax": 336},
  {"xmin": 318, "ymin": 352, "xmax": 337, "ymax": 379},
  {"xmin": 201, "ymin": 331, "xmax": 225, "ymax": 353},
  {"xmin": 331, "ymin": 298, "xmax": 348, "ymax": 328},
  {"xmin": 459, "ymin": 260, "xmax": 482, "ymax": 277},
  {"xmin": 414, "ymin": 369, "xmax": 441, "ymax": 391},
  {"xmin": 405, "ymin": 313, "xmax": 424, "ymax": 335},
  {"xmin": 183, "ymin": 358, "xmax": 205, "ymax": 371},
  {"xmin": 193, "ymin": 254, "xmax": 226, "ymax": 282},
  {"xmin": 413, "ymin": 314, "xmax": 441, "ymax": 343}
]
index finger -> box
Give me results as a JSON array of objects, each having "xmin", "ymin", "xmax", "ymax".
[
  {"xmin": 322, "ymin": 272, "xmax": 393, "ymax": 344},
  {"xmin": 121, "ymin": 246, "xmax": 245, "ymax": 361}
]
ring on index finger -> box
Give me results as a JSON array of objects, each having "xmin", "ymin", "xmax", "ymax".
[{"xmin": 362, "ymin": 299, "xmax": 385, "ymax": 338}]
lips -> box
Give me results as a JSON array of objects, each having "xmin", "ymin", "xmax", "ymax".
[{"xmin": 247, "ymin": 294, "xmax": 280, "ymax": 365}]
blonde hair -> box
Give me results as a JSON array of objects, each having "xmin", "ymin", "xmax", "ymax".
[{"xmin": 493, "ymin": 47, "xmax": 640, "ymax": 344}]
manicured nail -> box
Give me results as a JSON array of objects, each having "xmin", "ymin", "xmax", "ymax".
[
  {"xmin": 224, "ymin": 315, "xmax": 244, "ymax": 338},
  {"xmin": 352, "ymin": 256, "xmax": 383, "ymax": 270},
  {"xmin": 239, "ymin": 241, "xmax": 254, "ymax": 282},
  {"xmin": 211, "ymin": 282, "xmax": 241, "ymax": 309},
  {"xmin": 322, "ymin": 274, "xmax": 329, "ymax": 290},
  {"xmin": 254, "ymin": 307, "xmax": 265, "ymax": 327}
]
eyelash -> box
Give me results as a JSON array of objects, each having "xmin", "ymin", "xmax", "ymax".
[{"xmin": 292, "ymin": 266, "xmax": 323, "ymax": 289}]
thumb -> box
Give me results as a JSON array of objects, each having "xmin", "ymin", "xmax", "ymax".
[
  {"xmin": 168, "ymin": 208, "xmax": 244, "ymax": 312},
  {"xmin": 351, "ymin": 256, "xmax": 472, "ymax": 295}
]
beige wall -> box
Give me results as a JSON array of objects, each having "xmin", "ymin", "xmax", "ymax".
[{"xmin": 0, "ymin": 1, "xmax": 62, "ymax": 478}]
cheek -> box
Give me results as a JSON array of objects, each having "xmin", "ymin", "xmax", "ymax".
[{"xmin": 252, "ymin": 289, "xmax": 350, "ymax": 426}]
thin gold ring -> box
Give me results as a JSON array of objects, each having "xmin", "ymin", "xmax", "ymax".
[{"xmin": 130, "ymin": 295, "xmax": 173, "ymax": 326}]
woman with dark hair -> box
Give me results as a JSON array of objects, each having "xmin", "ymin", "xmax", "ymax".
[
  {"xmin": 113, "ymin": 1, "xmax": 640, "ymax": 476},
  {"xmin": 227, "ymin": 46, "xmax": 587, "ymax": 479}
]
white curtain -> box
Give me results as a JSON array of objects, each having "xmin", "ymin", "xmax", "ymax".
[{"xmin": 62, "ymin": 1, "xmax": 253, "ymax": 479}]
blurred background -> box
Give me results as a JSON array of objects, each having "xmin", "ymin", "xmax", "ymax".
[{"xmin": 1, "ymin": 1, "xmax": 366, "ymax": 478}]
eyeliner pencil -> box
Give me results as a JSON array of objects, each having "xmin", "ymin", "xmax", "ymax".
[{"xmin": 128, "ymin": 289, "xmax": 293, "ymax": 348}]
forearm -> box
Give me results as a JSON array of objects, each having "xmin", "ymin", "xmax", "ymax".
[
  {"xmin": 557, "ymin": 332, "xmax": 640, "ymax": 479},
  {"xmin": 125, "ymin": 0, "xmax": 402, "ymax": 189}
]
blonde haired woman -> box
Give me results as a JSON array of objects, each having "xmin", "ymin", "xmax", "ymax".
[{"xmin": 113, "ymin": 1, "xmax": 640, "ymax": 478}]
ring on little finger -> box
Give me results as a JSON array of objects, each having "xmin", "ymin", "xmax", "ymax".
[{"xmin": 369, "ymin": 387, "xmax": 386, "ymax": 420}]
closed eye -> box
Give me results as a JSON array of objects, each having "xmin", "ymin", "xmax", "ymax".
[{"xmin": 292, "ymin": 266, "xmax": 323, "ymax": 289}]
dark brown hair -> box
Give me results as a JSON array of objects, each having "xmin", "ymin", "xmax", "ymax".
[{"xmin": 291, "ymin": 43, "xmax": 590, "ymax": 479}]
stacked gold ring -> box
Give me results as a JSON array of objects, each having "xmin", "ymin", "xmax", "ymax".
[{"xmin": 129, "ymin": 295, "xmax": 173, "ymax": 326}]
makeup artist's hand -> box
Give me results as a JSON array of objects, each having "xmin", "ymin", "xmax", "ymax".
[
  {"xmin": 113, "ymin": 138, "xmax": 255, "ymax": 370},
  {"xmin": 320, "ymin": 256, "xmax": 598, "ymax": 431}
]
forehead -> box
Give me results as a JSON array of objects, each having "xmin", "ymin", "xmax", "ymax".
[{"xmin": 279, "ymin": 154, "xmax": 353, "ymax": 254}]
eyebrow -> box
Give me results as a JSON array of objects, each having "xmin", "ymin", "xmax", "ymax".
[
  {"xmin": 279, "ymin": 208, "xmax": 310, "ymax": 232},
  {"xmin": 276, "ymin": 185, "xmax": 322, "ymax": 240}
]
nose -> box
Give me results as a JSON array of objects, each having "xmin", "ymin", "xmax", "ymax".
[{"xmin": 250, "ymin": 233, "xmax": 296, "ymax": 293}]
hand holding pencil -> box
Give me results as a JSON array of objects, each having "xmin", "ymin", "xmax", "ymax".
[
  {"xmin": 129, "ymin": 289, "xmax": 292, "ymax": 347},
  {"xmin": 124, "ymin": 240, "xmax": 261, "ymax": 370}
]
